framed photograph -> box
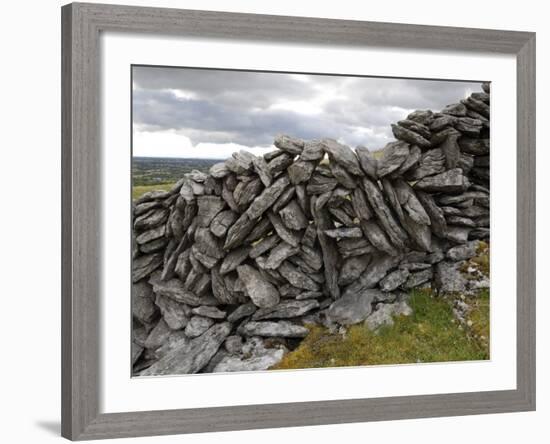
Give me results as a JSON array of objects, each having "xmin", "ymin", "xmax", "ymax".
[{"xmin": 61, "ymin": 2, "xmax": 536, "ymax": 440}]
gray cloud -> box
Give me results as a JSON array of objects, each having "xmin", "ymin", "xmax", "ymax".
[{"xmin": 133, "ymin": 66, "xmax": 482, "ymax": 153}]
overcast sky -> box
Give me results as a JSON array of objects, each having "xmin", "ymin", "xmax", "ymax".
[{"xmin": 132, "ymin": 66, "xmax": 482, "ymax": 159}]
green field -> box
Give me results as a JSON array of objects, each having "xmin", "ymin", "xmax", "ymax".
[
  {"xmin": 273, "ymin": 288, "xmax": 489, "ymax": 370},
  {"xmin": 132, "ymin": 183, "xmax": 175, "ymax": 200}
]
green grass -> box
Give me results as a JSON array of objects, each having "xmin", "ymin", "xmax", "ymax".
[
  {"xmin": 272, "ymin": 289, "xmax": 489, "ymax": 370},
  {"xmin": 132, "ymin": 183, "xmax": 175, "ymax": 200}
]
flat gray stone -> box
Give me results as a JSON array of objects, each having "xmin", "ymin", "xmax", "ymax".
[
  {"xmin": 446, "ymin": 240, "xmax": 480, "ymax": 261},
  {"xmin": 185, "ymin": 316, "xmax": 215, "ymax": 338},
  {"xmin": 140, "ymin": 322, "xmax": 231, "ymax": 376},
  {"xmin": 132, "ymin": 281, "xmax": 158, "ymax": 324},
  {"xmin": 327, "ymin": 289, "xmax": 386, "ymax": 325},
  {"xmin": 321, "ymin": 139, "xmax": 363, "ymax": 175},
  {"xmin": 237, "ymin": 264, "xmax": 281, "ymax": 308},
  {"xmin": 414, "ymin": 168, "xmax": 470, "ymax": 194},
  {"xmin": 376, "ymin": 141, "xmax": 410, "ymax": 177},
  {"xmin": 379, "ymin": 268, "xmax": 410, "ymax": 292},
  {"xmin": 279, "ymin": 200, "xmax": 308, "ymax": 230},
  {"xmin": 338, "ymin": 254, "xmax": 371, "ymax": 286},
  {"xmin": 245, "ymin": 176, "xmax": 290, "ymax": 220},
  {"xmin": 155, "ymin": 295, "xmax": 190, "ymax": 330},
  {"xmin": 252, "ymin": 299, "xmax": 320, "ymax": 320},
  {"xmin": 240, "ymin": 321, "xmax": 309, "ymax": 338},
  {"xmin": 191, "ymin": 306, "xmax": 227, "ymax": 319},
  {"xmin": 355, "ymin": 145, "xmax": 378, "ymax": 179},
  {"xmin": 264, "ymin": 242, "xmax": 299, "ymax": 269}
]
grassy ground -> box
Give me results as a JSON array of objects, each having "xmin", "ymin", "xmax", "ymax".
[
  {"xmin": 132, "ymin": 183, "xmax": 175, "ymax": 200},
  {"xmin": 273, "ymin": 288, "xmax": 489, "ymax": 370}
]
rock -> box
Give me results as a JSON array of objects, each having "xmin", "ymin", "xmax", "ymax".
[
  {"xmin": 406, "ymin": 148, "xmax": 446, "ymax": 180},
  {"xmin": 393, "ymin": 179, "xmax": 431, "ymax": 226},
  {"xmin": 324, "ymin": 227, "xmax": 363, "ymax": 239},
  {"xmin": 442, "ymin": 102, "xmax": 467, "ymax": 117},
  {"xmin": 155, "ymin": 295, "xmax": 190, "ymax": 330},
  {"xmin": 415, "ymin": 191, "xmax": 448, "ymax": 238},
  {"xmin": 132, "ymin": 253, "xmax": 163, "ymax": 283},
  {"xmin": 134, "ymin": 208, "xmax": 169, "ymax": 231},
  {"xmin": 132, "ymin": 281, "xmax": 158, "ymax": 324},
  {"xmin": 342, "ymin": 253, "xmax": 401, "ymax": 298},
  {"xmin": 278, "ymin": 261, "xmax": 320, "ymax": 291},
  {"xmin": 143, "ymin": 319, "xmax": 172, "ymax": 350},
  {"xmin": 351, "ymin": 186, "xmax": 374, "ymax": 221},
  {"xmin": 252, "ymin": 299, "xmax": 320, "ymax": 320},
  {"xmin": 355, "ymin": 145, "xmax": 378, "ymax": 179},
  {"xmin": 338, "ymin": 254, "xmax": 371, "ymax": 286},
  {"xmin": 459, "ymin": 138, "xmax": 490, "ymax": 156},
  {"xmin": 274, "ymin": 134, "xmax": 304, "ymax": 154},
  {"xmin": 191, "ymin": 306, "xmax": 226, "ymax": 319},
  {"xmin": 462, "ymin": 97, "xmax": 490, "ymax": 118},
  {"xmin": 327, "ymin": 289, "xmax": 385, "ymax": 325},
  {"xmin": 435, "ymin": 261, "xmax": 468, "ymax": 293},
  {"xmin": 185, "ymin": 316, "xmax": 215, "ymax": 338},
  {"xmin": 213, "ymin": 347, "xmax": 285, "ymax": 373},
  {"xmin": 376, "ymin": 141, "xmax": 410, "ymax": 177},
  {"xmin": 224, "ymin": 213, "xmax": 256, "ymax": 250},
  {"xmin": 414, "ymin": 168, "xmax": 470, "ymax": 194},
  {"xmin": 391, "ymin": 123, "xmax": 431, "ymax": 148},
  {"xmin": 430, "ymin": 114, "xmax": 456, "ymax": 132},
  {"xmin": 379, "ymin": 268, "xmax": 410, "ymax": 291},
  {"xmin": 396, "ymin": 119, "xmax": 431, "ymax": 139},
  {"xmin": 407, "ymin": 109, "xmax": 434, "ymax": 125},
  {"xmin": 446, "ymin": 240, "xmax": 479, "ymax": 261},
  {"xmin": 240, "ymin": 321, "xmax": 309, "ymax": 338},
  {"xmin": 329, "ymin": 159, "xmax": 357, "ymax": 188},
  {"xmin": 243, "ymin": 217, "xmax": 273, "ymax": 243},
  {"xmin": 196, "ymin": 196, "xmax": 225, "ymax": 227},
  {"xmin": 136, "ymin": 225, "xmax": 165, "ymax": 245},
  {"xmin": 227, "ymin": 302, "xmax": 257, "ymax": 323},
  {"xmin": 219, "ymin": 246, "xmax": 250, "ymax": 275},
  {"xmin": 151, "ymin": 278, "xmax": 217, "ymax": 306},
  {"xmin": 446, "ymin": 216, "xmax": 476, "ymax": 228},
  {"xmin": 237, "ymin": 264, "xmax": 281, "ymax": 308},
  {"xmin": 393, "ymin": 145, "xmax": 422, "ymax": 176},
  {"xmin": 446, "ymin": 226, "xmax": 471, "ymax": 244},
  {"xmin": 140, "ymin": 322, "xmax": 231, "ymax": 375},
  {"xmin": 321, "ymin": 139, "xmax": 363, "ymax": 175},
  {"xmin": 252, "ymin": 155, "xmax": 273, "ymax": 187},
  {"xmin": 267, "ymin": 152, "xmax": 295, "ymax": 174},
  {"xmin": 362, "ymin": 177, "xmax": 408, "ymax": 249},
  {"xmin": 267, "ymin": 211, "xmax": 301, "ymax": 247},
  {"xmin": 249, "ymin": 234, "xmax": 280, "ymax": 259},
  {"xmin": 279, "ymin": 200, "xmax": 309, "ymax": 230},
  {"xmin": 403, "ymin": 268, "xmax": 433, "ymax": 289},
  {"xmin": 209, "ymin": 162, "xmax": 230, "ymax": 178},
  {"xmin": 210, "ymin": 210, "xmax": 238, "ymax": 238},
  {"xmin": 300, "ymin": 140, "xmax": 326, "ymax": 161},
  {"xmin": 264, "ymin": 242, "xmax": 299, "ymax": 269},
  {"xmin": 288, "ymin": 160, "xmax": 316, "ymax": 184},
  {"xmin": 365, "ymin": 300, "xmax": 412, "ymax": 331},
  {"xmin": 361, "ymin": 220, "xmax": 398, "ymax": 256},
  {"xmin": 439, "ymin": 128, "xmax": 461, "ymax": 169},
  {"xmin": 245, "ymin": 176, "xmax": 290, "ymax": 220},
  {"xmin": 224, "ymin": 335, "xmax": 244, "ymax": 354}
]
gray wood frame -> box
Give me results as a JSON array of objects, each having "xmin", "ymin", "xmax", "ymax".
[{"xmin": 61, "ymin": 2, "xmax": 536, "ymax": 440}]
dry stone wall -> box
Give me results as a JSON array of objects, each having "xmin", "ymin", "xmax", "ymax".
[{"xmin": 132, "ymin": 83, "xmax": 491, "ymax": 375}]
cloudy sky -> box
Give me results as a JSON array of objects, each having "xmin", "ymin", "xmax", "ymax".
[{"xmin": 132, "ymin": 66, "xmax": 482, "ymax": 159}]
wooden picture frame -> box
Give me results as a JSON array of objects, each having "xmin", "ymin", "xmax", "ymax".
[{"xmin": 61, "ymin": 2, "xmax": 536, "ymax": 440}]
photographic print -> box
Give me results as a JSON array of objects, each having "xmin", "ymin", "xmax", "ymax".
[{"xmin": 131, "ymin": 66, "xmax": 490, "ymax": 377}]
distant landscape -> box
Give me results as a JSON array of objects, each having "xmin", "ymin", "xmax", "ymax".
[{"xmin": 132, "ymin": 157, "xmax": 219, "ymax": 199}]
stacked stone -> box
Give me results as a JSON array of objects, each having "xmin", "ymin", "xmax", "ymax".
[{"xmin": 131, "ymin": 84, "xmax": 491, "ymax": 376}]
